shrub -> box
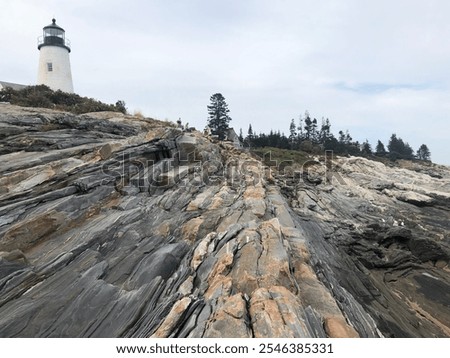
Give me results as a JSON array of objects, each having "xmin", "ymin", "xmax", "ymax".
[{"xmin": 0, "ymin": 85, "xmax": 127, "ymax": 115}]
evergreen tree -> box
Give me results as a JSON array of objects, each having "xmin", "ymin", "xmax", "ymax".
[
  {"xmin": 304, "ymin": 113, "xmax": 313, "ymax": 140},
  {"xmin": 348, "ymin": 140, "xmax": 361, "ymax": 156},
  {"xmin": 207, "ymin": 93, "xmax": 231, "ymax": 139},
  {"xmin": 338, "ymin": 130, "xmax": 352, "ymax": 145},
  {"xmin": 279, "ymin": 132, "xmax": 290, "ymax": 149},
  {"xmin": 303, "ymin": 115, "xmax": 318, "ymax": 142},
  {"xmin": 238, "ymin": 128, "xmax": 244, "ymax": 143},
  {"xmin": 375, "ymin": 140, "xmax": 386, "ymax": 155},
  {"xmin": 387, "ymin": 134, "xmax": 401, "ymax": 154},
  {"xmin": 335, "ymin": 129, "xmax": 354, "ymax": 154},
  {"xmin": 311, "ymin": 118, "xmax": 318, "ymax": 142},
  {"xmin": 319, "ymin": 118, "xmax": 331, "ymax": 142},
  {"xmin": 253, "ymin": 132, "xmax": 267, "ymax": 147},
  {"xmin": 115, "ymin": 100, "xmax": 127, "ymax": 114},
  {"xmin": 268, "ymin": 130, "xmax": 276, "ymax": 147},
  {"xmin": 345, "ymin": 130, "xmax": 352, "ymax": 144},
  {"xmin": 297, "ymin": 114, "xmax": 304, "ymax": 141},
  {"xmin": 245, "ymin": 124, "xmax": 254, "ymax": 147},
  {"xmin": 388, "ymin": 133, "xmax": 413, "ymax": 159},
  {"xmin": 289, "ymin": 118, "xmax": 297, "ymax": 148},
  {"xmin": 247, "ymin": 124, "xmax": 254, "ymax": 140},
  {"xmin": 403, "ymin": 142, "xmax": 414, "ymax": 159},
  {"xmin": 416, "ymin": 144, "xmax": 431, "ymax": 161},
  {"xmin": 361, "ymin": 140, "xmax": 372, "ymax": 156}
]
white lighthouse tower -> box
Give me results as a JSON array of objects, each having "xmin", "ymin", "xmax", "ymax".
[{"xmin": 37, "ymin": 18, "xmax": 74, "ymax": 93}]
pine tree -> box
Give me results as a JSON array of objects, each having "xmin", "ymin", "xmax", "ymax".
[
  {"xmin": 289, "ymin": 118, "xmax": 297, "ymax": 148},
  {"xmin": 375, "ymin": 140, "xmax": 386, "ymax": 155},
  {"xmin": 238, "ymin": 128, "xmax": 244, "ymax": 143},
  {"xmin": 338, "ymin": 130, "xmax": 352, "ymax": 145},
  {"xmin": 247, "ymin": 124, "xmax": 254, "ymax": 140},
  {"xmin": 311, "ymin": 118, "xmax": 318, "ymax": 142},
  {"xmin": 297, "ymin": 114, "xmax": 304, "ymax": 141},
  {"xmin": 319, "ymin": 118, "xmax": 331, "ymax": 142},
  {"xmin": 416, "ymin": 144, "xmax": 431, "ymax": 161},
  {"xmin": 387, "ymin": 134, "xmax": 401, "ymax": 154},
  {"xmin": 388, "ymin": 133, "xmax": 414, "ymax": 159},
  {"xmin": 246, "ymin": 124, "xmax": 254, "ymax": 147},
  {"xmin": 361, "ymin": 140, "xmax": 372, "ymax": 156},
  {"xmin": 207, "ymin": 93, "xmax": 231, "ymax": 139},
  {"xmin": 115, "ymin": 100, "xmax": 127, "ymax": 114},
  {"xmin": 403, "ymin": 142, "xmax": 414, "ymax": 159},
  {"xmin": 304, "ymin": 113, "xmax": 313, "ymax": 140},
  {"xmin": 345, "ymin": 130, "xmax": 352, "ymax": 144}
]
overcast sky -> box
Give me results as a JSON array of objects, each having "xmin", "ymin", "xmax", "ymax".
[{"xmin": 1, "ymin": 0, "xmax": 449, "ymax": 164}]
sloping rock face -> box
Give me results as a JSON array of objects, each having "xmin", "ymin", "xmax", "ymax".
[
  {"xmin": 282, "ymin": 157, "xmax": 450, "ymax": 337},
  {"xmin": 0, "ymin": 104, "xmax": 448, "ymax": 338}
]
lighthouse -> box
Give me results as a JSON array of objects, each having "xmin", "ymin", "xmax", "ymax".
[{"xmin": 37, "ymin": 18, "xmax": 74, "ymax": 93}]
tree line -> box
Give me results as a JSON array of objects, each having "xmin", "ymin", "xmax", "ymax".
[
  {"xmin": 207, "ymin": 93, "xmax": 431, "ymax": 161},
  {"xmin": 243, "ymin": 111, "xmax": 431, "ymax": 161},
  {"xmin": 207, "ymin": 93, "xmax": 432, "ymax": 162}
]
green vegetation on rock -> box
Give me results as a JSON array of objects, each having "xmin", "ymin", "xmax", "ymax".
[{"xmin": 0, "ymin": 85, "xmax": 127, "ymax": 115}]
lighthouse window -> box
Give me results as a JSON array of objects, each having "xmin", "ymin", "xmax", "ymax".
[{"xmin": 47, "ymin": 63, "xmax": 53, "ymax": 72}]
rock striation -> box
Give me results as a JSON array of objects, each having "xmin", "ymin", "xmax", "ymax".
[{"xmin": 0, "ymin": 104, "xmax": 449, "ymax": 337}]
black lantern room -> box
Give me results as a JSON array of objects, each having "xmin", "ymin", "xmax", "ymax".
[{"xmin": 37, "ymin": 18, "xmax": 71, "ymax": 52}]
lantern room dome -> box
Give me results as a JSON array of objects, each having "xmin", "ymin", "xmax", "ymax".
[
  {"xmin": 43, "ymin": 18, "xmax": 65, "ymax": 32},
  {"xmin": 37, "ymin": 18, "xmax": 71, "ymax": 52}
]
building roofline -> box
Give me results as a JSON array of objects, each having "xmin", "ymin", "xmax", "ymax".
[{"xmin": 0, "ymin": 81, "xmax": 28, "ymax": 91}]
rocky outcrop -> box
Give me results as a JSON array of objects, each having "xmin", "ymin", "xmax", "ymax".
[
  {"xmin": 0, "ymin": 104, "xmax": 448, "ymax": 338},
  {"xmin": 284, "ymin": 156, "xmax": 450, "ymax": 337}
]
